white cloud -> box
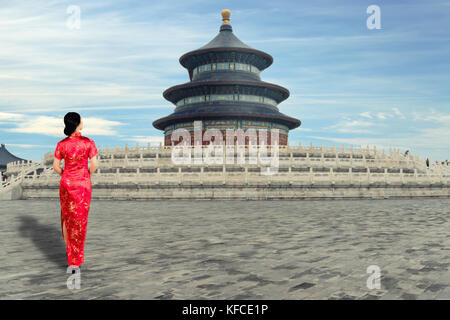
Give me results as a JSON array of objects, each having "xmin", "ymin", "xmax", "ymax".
[
  {"xmin": 328, "ymin": 120, "xmax": 375, "ymax": 134},
  {"xmin": 422, "ymin": 112, "xmax": 450, "ymax": 124},
  {"xmin": 7, "ymin": 116, "xmax": 62, "ymax": 136},
  {"xmin": 0, "ymin": 112, "xmax": 25, "ymax": 121},
  {"xmin": 6, "ymin": 143, "xmax": 54, "ymax": 148},
  {"xmin": 341, "ymin": 120, "xmax": 374, "ymax": 127},
  {"xmin": 122, "ymin": 135, "xmax": 164, "ymax": 145},
  {"xmin": 359, "ymin": 112, "xmax": 373, "ymax": 119},
  {"xmin": 392, "ymin": 107, "xmax": 405, "ymax": 119},
  {"xmin": 82, "ymin": 117, "xmax": 125, "ymax": 136},
  {"xmin": 5, "ymin": 115, "xmax": 124, "ymax": 137}
]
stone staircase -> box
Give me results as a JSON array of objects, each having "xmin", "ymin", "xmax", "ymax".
[{"xmin": 0, "ymin": 162, "xmax": 45, "ymax": 200}]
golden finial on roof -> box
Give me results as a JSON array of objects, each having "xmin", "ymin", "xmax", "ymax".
[{"xmin": 221, "ymin": 9, "xmax": 231, "ymax": 25}]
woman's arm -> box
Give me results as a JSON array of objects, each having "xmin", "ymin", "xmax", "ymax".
[
  {"xmin": 89, "ymin": 155, "xmax": 98, "ymax": 175},
  {"xmin": 53, "ymin": 157, "xmax": 63, "ymax": 176}
]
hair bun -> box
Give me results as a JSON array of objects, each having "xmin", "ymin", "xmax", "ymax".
[{"xmin": 64, "ymin": 124, "xmax": 76, "ymax": 136}]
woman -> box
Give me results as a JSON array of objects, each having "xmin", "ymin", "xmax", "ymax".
[{"xmin": 53, "ymin": 112, "xmax": 98, "ymax": 268}]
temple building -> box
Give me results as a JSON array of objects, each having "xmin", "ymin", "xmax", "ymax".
[{"xmin": 153, "ymin": 9, "xmax": 301, "ymax": 146}]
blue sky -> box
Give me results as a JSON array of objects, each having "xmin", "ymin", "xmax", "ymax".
[{"xmin": 0, "ymin": 0, "xmax": 449, "ymax": 162}]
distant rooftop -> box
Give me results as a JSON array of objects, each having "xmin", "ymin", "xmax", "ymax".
[{"xmin": 0, "ymin": 144, "xmax": 29, "ymax": 169}]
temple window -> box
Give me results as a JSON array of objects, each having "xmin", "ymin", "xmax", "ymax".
[
  {"xmin": 176, "ymin": 94, "xmax": 277, "ymax": 107},
  {"xmin": 193, "ymin": 62, "xmax": 260, "ymax": 77}
]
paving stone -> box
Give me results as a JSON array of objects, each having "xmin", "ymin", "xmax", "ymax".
[{"xmin": 0, "ymin": 198, "xmax": 449, "ymax": 299}]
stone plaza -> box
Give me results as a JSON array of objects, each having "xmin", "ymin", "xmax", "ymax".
[{"xmin": 1, "ymin": 198, "xmax": 449, "ymax": 299}]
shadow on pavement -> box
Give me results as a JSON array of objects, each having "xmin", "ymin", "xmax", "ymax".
[{"xmin": 18, "ymin": 215, "xmax": 67, "ymax": 269}]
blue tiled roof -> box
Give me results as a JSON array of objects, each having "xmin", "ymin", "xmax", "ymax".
[{"xmin": 0, "ymin": 144, "xmax": 28, "ymax": 167}]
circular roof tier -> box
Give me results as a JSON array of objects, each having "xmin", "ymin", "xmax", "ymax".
[
  {"xmin": 163, "ymin": 81, "xmax": 290, "ymax": 105},
  {"xmin": 179, "ymin": 13, "xmax": 273, "ymax": 71},
  {"xmin": 153, "ymin": 110, "xmax": 301, "ymax": 131}
]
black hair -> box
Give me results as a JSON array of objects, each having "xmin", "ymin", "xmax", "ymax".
[{"xmin": 63, "ymin": 112, "xmax": 81, "ymax": 136}]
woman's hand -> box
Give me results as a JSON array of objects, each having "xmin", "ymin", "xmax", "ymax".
[{"xmin": 53, "ymin": 157, "xmax": 64, "ymax": 176}]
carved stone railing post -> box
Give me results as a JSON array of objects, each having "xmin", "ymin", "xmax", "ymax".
[
  {"xmin": 245, "ymin": 166, "xmax": 248, "ymax": 184},
  {"xmin": 115, "ymin": 168, "xmax": 119, "ymax": 184},
  {"xmin": 156, "ymin": 167, "xmax": 160, "ymax": 184},
  {"xmin": 222, "ymin": 164, "xmax": 226, "ymax": 184},
  {"xmin": 200, "ymin": 166, "xmax": 204, "ymax": 185},
  {"xmin": 349, "ymin": 167, "xmax": 353, "ymax": 184}
]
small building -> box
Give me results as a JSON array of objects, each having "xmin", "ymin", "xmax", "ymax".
[
  {"xmin": 0, "ymin": 144, "xmax": 30, "ymax": 179},
  {"xmin": 153, "ymin": 9, "xmax": 301, "ymax": 146}
]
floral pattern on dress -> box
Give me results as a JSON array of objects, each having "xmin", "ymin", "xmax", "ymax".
[{"xmin": 54, "ymin": 131, "xmax": 98, "ymax": 266}]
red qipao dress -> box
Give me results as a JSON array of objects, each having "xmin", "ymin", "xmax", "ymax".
[{"xmin": 54, "ymin": 131, "xmax": 98, "ymax": 266}]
